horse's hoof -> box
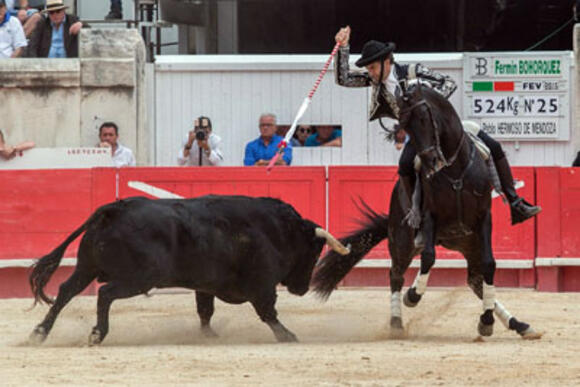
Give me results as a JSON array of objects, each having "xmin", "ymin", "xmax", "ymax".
[
  {"xmin": 478, "ymin": 321, "xmax": 494, "ymax": 337},
  {"xmin": 520, "ymin": 327, "xmax": 543, "ymax": 340},
  {"xmin": 389, "ymin": 327, "xmax": 406, "ymax": 339},
  {"xmin": 29, "ymin": 326, "xmax": 47, "ymax": 345},
  {"xmin": 403, "ymin": 288, "xmax": 421, "ymax": 307},
  {"xmin": 390, "ymin": 316, "xmax": 403, "ymax": 330},
  {"xmin": 88, "ymin": 329, "xmax": 103, "ymax": 346}
]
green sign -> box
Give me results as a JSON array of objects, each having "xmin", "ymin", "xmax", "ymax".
[{"xmin": 494, "ymin": 59, "xmax": 561, "ymax": 76}]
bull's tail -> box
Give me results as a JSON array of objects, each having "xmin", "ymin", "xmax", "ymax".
[
  {"xmin": 312, "ymin": 202, "xmax": 389, "ymax": 300},
  {"xmin": 28, "ymin": 204, "xmax": 113, "ymax": 306},
  {"xmin": 29, "ymin": 221, "xmax": 89, "ymax": 305}
]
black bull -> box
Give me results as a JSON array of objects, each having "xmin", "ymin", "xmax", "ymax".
[{"xmin": 29, "ymin": 195, "xmax": 350, "ymax": 344}]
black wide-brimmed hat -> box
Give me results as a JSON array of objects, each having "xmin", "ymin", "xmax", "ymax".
[{"xmin": 355, "ymin": 40, "xmax": 396, "ymax": 67}]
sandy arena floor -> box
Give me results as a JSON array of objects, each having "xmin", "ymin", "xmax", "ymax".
[{"xmin": 0, "ymin": 288, "xmax": 579, "ymax": 386}]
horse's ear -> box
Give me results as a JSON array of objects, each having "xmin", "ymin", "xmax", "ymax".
[{"xmin": 400, "ymin": 85, "xmax": 412, "ymax": 103}]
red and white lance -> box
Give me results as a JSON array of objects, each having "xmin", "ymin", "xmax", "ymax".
[{"xmin": 266, "ymin": 42, "xmax": 341, "ymax": 172}]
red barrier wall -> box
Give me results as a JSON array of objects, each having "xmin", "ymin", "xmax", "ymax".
[
  {"xmin": 536, "ymin": 167, "xmax": 580, "ymax": 291},
  {"xmin": 328, "ymin": 166, "xmax": 536, "ymax": 288},
  {"xmin": 117, "ymin": 167, "xmax": 327, "ymax": 227},
  {"xmin": 0, "ymin": 169, "xmax": 116, "ymax": 298},
  {"xmin": 1, "ymin": 166, "xmax": 579, "ymax": 297}
]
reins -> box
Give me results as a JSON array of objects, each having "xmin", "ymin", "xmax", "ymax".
[
  {"xmin": 400, "ymin": 97, "xmax": 466, "ymax": 170},
  {"xmin": 401, "ymin": 91, "xmax": 475, "ymax": 236}
]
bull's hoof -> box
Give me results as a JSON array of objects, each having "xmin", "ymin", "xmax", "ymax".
[
  {"xmin": 88, "ymin": 329, "xmax": 103, "ymax": 346},
  {"xmin": 403, "ymin": 288, "xmax": 421, "ymax": 307},
  {"xmin": 277, "ymin": 331, "xmax": 298, "ymax": 343},
  {"xmin": 29, "ymin": 326, "xmax": 47, "ymax": 345},
  {"xmin": 201, "ymin": 326, "xmax": 219, "ymax": 338},
  {"xmin": 478, "ymin": 321, "xmax": 494, "ymax": 337},
  {"xmin": 520, "ymin": 327, "xmax": 543, "ymax": 340}
]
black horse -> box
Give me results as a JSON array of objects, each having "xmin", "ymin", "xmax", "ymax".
[{"xmin": 313, "ymin": 84, "xmax": 540, "ymax": 339}]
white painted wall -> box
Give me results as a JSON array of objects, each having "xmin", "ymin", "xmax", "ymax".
[{"xmin": 153, "ymin": 52, "xmax": 577, "ymax": 167}]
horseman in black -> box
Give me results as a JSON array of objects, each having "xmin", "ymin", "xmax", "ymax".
[{"xmin": 333, "ymin": 26, "xmax": 540, "ymax": 225}]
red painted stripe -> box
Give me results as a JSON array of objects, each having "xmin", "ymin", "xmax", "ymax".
[{"xmin": 494, "ymin": 81, "xmax": 515, "ymax": 91}]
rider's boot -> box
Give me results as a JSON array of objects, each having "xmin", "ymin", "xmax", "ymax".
[{"xmin": 495, "ymin": 157, "xmax": 541, "ymax": 225}]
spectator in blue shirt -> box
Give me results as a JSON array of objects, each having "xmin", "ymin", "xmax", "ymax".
[
  {"xmin": 305, "ymin": 125, "xmax": 342, "ymax": 147},
  {"xmin": 244, "ymin": 113, "xmax": 292, "ymax": 166}
]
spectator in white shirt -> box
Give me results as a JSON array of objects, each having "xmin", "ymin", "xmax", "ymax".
[
  {"xmin": 177, "ymin": 116, "xmax": 223, "ymax": 166},
  {"xmin": 97, "ymin": 122, "xmax": 136, "ymax": 167},
  {"xmin": 0, "ymin": 0, "xmax": 27, "ymax": 58}
]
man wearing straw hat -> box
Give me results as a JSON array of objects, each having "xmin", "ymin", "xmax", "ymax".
[{"xmin": 27, "ymin": 0, "xmax": 83, "ymax": 58}]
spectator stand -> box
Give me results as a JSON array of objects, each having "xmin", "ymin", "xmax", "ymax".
[{"xmin": 73, "ymin": 0, "xmax": 173, "ymax": 61}]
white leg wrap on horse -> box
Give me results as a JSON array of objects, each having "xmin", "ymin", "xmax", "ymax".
[
  {"xmin": 412, "ymin": 272, "xmax": 430, "ymax": 295},
  {"xmin": 494, "ymin": 300, "xmax": 513, "ymax": 329},
  {"xmin": 482, "ymin": 282, "xmax": 496, "ymax": 311},
  {"xmin": 391, "ymin": 291, "xmax": 402, "ymax": 318}
]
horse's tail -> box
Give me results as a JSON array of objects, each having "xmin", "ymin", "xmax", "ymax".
[{"xmin": 312, "ymin": 201, "xmax": 389, "ymax": 300}]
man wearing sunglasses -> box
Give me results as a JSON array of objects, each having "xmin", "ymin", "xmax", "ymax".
[{"xmin": 27, "ymin": 0, "xmax": 83, "ymax": 58}]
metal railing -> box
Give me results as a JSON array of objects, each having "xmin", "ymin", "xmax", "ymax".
[{"xmin": 72, "ymin": 0, "xmax": 173, "ymax": 61}]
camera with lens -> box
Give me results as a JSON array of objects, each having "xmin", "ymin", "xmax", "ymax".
[{"xmin": 195, "ymin": 129, "xmax": 206, "ymax": 141}]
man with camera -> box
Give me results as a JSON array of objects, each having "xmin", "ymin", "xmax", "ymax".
[{"xmin": 178, "ymin": 116, "xmax": 223, "ymax": 166}]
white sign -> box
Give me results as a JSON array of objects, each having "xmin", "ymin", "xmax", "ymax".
[
  {"xmin": 0, "ymin": 147, "xmax": 114, "ymax": 170},
  {"xmin": 463, "ymin": 52, "xmax": 571, "ymax": 141}
]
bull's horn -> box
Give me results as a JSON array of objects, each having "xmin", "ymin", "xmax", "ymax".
[{"xmin": 315, "ymin": 228, "xmax": 351, "ymax": 255}]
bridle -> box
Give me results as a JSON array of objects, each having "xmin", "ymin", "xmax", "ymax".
[
  {"xmin": 400, "ymin": 93, "xmax": 474, "ymax": 236},
  {"xmin": 399, "ymin": 97, "xmax": 465, "ymax": 171}
]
